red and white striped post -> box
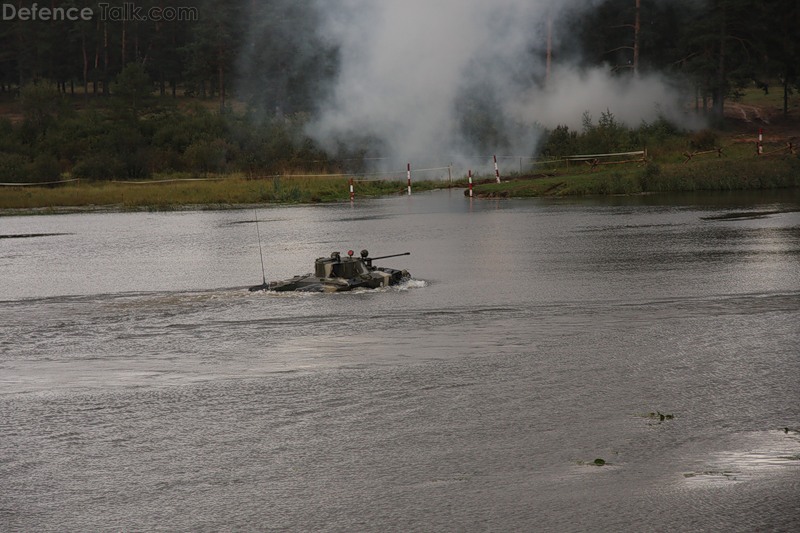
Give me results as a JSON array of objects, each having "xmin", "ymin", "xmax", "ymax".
[
  {"xmin": 349, "ymin": 177, "xmax": 354, "ymax": 201},
  {"xmin": 468, "ymin": 169, "xmax": 473, "ymax": 198},
  {"xmin": 757, "ymin": 128, "xmax": 764, "ymax": 155},
  {"xmin": 406, "ymin": 163, "xmax": 412, "ymax": 195},
  {"xmin": 493, "ymin": 155, "xmax": 501, "ymax": 183}
]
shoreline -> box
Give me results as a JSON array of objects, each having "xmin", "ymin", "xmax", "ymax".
[
  {"xmin": 2, "ymin": 154, "xmax": 799, "ymax": 216},
  {"xmin": 469, "ymin": 156, "xmax": 800, "ymax": 198},
  {"xmin": 2, "ymin": 183, "xmax": 799, "ymax": 218}
]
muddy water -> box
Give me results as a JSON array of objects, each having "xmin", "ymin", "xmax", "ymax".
[{"xmin": 1, "ymin": 189, "xmax": 799, "ymax": 531}]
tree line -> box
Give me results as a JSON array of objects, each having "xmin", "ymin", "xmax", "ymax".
[
  {"xmin": 0, "ymin": 0, "xmax": 798, "ymax": 183},
  {"xmin": 570, "ymin": 0, "xmax": 799, "ymax": 119},
  {"xmin": 3, "ymin": 0, "xmax": 796, "ymax": 116},
  {"xmin": 1, "ymin": 0, "xmax": 331, "ymax": 114}
]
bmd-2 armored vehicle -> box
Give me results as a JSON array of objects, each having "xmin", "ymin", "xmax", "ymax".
[{"xmin": 249, "ymin": 250, "xmax": 410, "ymax": 292}]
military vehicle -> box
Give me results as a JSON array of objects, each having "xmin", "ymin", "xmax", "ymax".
[{"xmin": 249, "ymin": 250, "xmax": 411, "ymax": 292}]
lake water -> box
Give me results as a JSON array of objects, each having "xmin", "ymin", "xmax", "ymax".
[{"xmin": 1, "ymin": 189, "xmax": 799, "ymax": 531}]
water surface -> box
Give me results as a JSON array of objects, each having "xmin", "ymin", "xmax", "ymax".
[{"xmin": 1, "ymin": 189, "xmax": 799, "ymax": 531}]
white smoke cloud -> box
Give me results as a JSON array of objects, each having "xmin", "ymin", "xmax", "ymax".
[
  {"xmin": 510, "ymin": 66, "xmax": 698, "ymax": 131},
  {"xmin": 306, "ymin": 0, "xmax": 697, "ymax": 173}
]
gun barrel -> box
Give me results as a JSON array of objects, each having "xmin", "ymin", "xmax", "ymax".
[{"xmin": 369, "ymin": 252, "xmax": 411, "ymax": 261}]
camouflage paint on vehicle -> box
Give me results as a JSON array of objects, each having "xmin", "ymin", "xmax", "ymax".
[{"xmin": 249, "ymin": 250, "xmax": 410, "ymax": 292}]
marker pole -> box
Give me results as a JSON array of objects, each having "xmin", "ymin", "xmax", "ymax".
[
  {"xmin": 407, "ymin": 163, "xmax": 412, "ymax": 195},
  {"xmin": 349, "ymin": 177, "xmax": 354, "ymax": 201},
  {"xmin": 468, "ymin": 170, "xmax": 473, "ymax": 198},
  {"xmin": 494, "ymin": 155, "xmax": 501, "ymax": 183},
  {"xmin": 758, "ymin": 128, "xmax": 764, "ymax": 155}
]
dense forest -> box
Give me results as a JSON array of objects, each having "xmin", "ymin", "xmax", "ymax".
[{"xmin": 0, "ymin": 0, "xmax": 798, "ymax": 182}]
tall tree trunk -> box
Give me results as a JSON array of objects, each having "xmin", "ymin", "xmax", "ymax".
[
  {"xmin": 711, "ymin": 2, "xmax": 726, "ymax": 122},
  {"xmin": 784, "ymin": 75, "xmax": 790, "ymax": 117},
  {"xmin": 218, "ymin": 47, "xmax": 225, "ymax": 113},
  {"xmin": 103, "ymin": 22, "xmax": 110, "ymax": 95},
  {"xmin": 82, "ymin": 31, "xmax": 89, "ymax": 101},
  {"xmin": 633, "ymin": 0, "xmax": 640, "ymax": 74},
  {"xmin": 16, "ymin": 1, "xmax": 26, "ymax": 86},
  {"xmin": 93, "ymin": 20, "xmax": 100, "ymax": 94},
  {"xmin": 545, "ymin": 17, "xmax": 552, "ymax": 85},
  {"xmin": 121, "ymin": 20, "xmax": 127, "ymax": 67}
]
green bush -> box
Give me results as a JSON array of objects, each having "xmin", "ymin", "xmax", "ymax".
[
  {"xmin": 638, "ymin": 116, "xmax": 681, "ymax": 141},
  {"xmin": 184, "ymin": 138, "xmax": 232, "ymax": 174},
  {"xmin": 150, "ymin": 148, "xmax": 185, "ymax": 173},
  {"xmin": 26, "ymin": 154, "xmax": 61, "ymax": 183},
  {"xmin": 0, "ymin": 118, "xmax": 24, "ymax": 155},
  {"xmin": 19, "ymin": 83, "xmax": 69, "ymax": 139},
  {"xmin": 540, "ymin": 125, "xmax": 578, "ymax": 158},
  {"xmin": 0, "ymin": 152, "xmax": 28, "ymax": 182},
  {"xmin": 540, "ymin": 110, "xmax": 683, "ymax": 159},
  {"xmin": 0, "ymin": 117, "xmax": 12, "ymax": 138},
  {"xmin": 579, "ymin": 109, "xmax": 634, "ymax": 153},
  {"xmin": 40, "ymin": 112, "xmax": 109, "ymax": 163},
  {"xmin": 73, "ymin": 154, "xmax": 125, "ymax": 180},
  {"xmin": 121, "ymin": 147, "xmax": 152, "ymax": 180},
  {"xmin": 637, "ymin": 162, "xmax": 661, "ymax": 191},
  {"xmin": 151, "ymin": 108, "xmax": 227, "ymax": 152}
]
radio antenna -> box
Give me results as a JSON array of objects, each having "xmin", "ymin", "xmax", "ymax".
[{"xmin": 254, "ymin": 208, "xmax": 267, "ymax": 286}]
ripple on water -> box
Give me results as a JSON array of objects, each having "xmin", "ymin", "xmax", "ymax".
[{"xmin": 682, "ymin": 430, "xmax": 800, "ymax": 487}]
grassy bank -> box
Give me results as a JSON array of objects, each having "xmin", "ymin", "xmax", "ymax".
[
  {"xmin": 2, "ymin": 155, "xmax": 798, "ymax": 213},
  {"xmin": 0, "ymin": 174, "xmax": 452, "ymax": 212},
  {"xmin": 467, "ymin": 87, "xmax": 800, "ymax": 199},
  {"xmin": 471, "ymin": 152, "xmax": 800, "ymax": 198}
]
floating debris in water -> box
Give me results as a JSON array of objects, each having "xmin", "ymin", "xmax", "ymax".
[
  {"xmin": 576, "ymin": 457, "xmax": 610, "ymax": 467},
  {"xmin": 638, "ymin": 411, "xmax": 675, "ymax": 423}
]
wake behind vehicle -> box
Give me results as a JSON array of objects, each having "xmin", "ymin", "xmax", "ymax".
[{"xmin": 249, "ymin": 250, "xmax": 411, "ymax": 292}]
